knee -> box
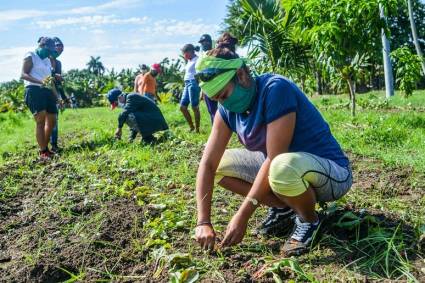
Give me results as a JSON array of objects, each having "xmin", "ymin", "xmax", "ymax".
[
  {"xmin": 269, "ymin": 153, "xmax": 307, "ymax": 197},
  {"xmin": 35, "ymin": 119, "xmax": 45, "ymax": 127},
  {"xmin": 180, "ymin": 105, "xmax": 187, "ymax": 112}
]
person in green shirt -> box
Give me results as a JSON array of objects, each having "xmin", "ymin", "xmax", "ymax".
[{"xmin": 107, "ymin": 88, "xmax": 169, "ymax": 143}]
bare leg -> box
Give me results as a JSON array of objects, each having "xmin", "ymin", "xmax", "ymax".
[
  {"xmin": 34, "ymin": 111, "xmax": 47, "ymax": 150},
  {"xmin": 274, "ymin": 187, "xmax": 318, "ymax": 223},
  {"xmin": 180, "ymin": 105, "xmax": 194, "ymax": 131},
  {"xmin": 218, "ymin": 176, "xmax": 288, "ymax": 208},
  {"xmin": 192, "ymin": 106, "xmax": 200, "ymax": 133},
  {"xmin": 44, "ymin": 113, "xmax": 56, "ymax": 146}
]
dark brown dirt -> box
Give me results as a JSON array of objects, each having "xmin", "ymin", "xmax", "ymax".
[
  {"xmin": 0, "ymin": 153, "xmax": 423, "ymax": 282},
  {"xmin": 0, "ymin": 192, "xmax": 148, "ymax": 282}
]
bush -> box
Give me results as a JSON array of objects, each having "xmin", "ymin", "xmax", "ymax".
[{"xmin": 391, "ymin": 47, "xmax": 423, "ymax": 98}]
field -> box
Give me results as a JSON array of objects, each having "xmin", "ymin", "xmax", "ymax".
[{"xmin": 0, "ymin": 91, "xmax": 424, "ymax": 282}]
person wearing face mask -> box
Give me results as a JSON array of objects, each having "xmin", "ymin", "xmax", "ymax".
[
  {"xmin": 193, "ymin": 33, "xmax": 352, "ymax": 256},
  {"xmin": 198, "ymin": 34, "xmax": 218, "ymax": 124},
  {"xmin": 107, "ymin": 88, "xmax": 169, "ymax": 143},
  {"xmin": 49, "ymin": 37, "xmax": 68, "ymax": 153},
  {"xmin": 138, "ymin": 64, "xmax": 162, "ymax": 104},
  {"xmin": 180, "ymin": 44, "xmax": 201, "ymax": 133},
  {"xmin": 21, "ymin": 37, "xmax": 59, "ymax": 160}
]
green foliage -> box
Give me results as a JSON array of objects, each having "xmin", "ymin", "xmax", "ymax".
[
  {"xmin": 0, "ymin": 55, "xmax": 185, "ymax": 112},
  {"xmin": 86, "ymin": 56, "xmax": 105, "ymax": 76},
  {"xmin": 391, "ymin": 46, "xmax": 423, "ymax": 97},
  {"xmin": 0, "ymin": 80, "xmax": 25, "ymax": 113},
  {"xmin": 157, "ymin": 57, "xmax": 185, "ymax": 98},
  {"xmin": 0, "ymin": 97, "xmax": 423, "ymax": 281},
  {"xmin": 224, "ymin": 0, "xmax": 311, "ymax": 83}
]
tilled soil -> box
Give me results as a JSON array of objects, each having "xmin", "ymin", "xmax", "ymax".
[{"xmin": 0, "ymin": 152, "xmax": 424, "ymax": 282}]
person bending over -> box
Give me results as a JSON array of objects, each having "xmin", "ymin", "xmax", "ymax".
[
  {"xmin": 107, "ymin": 88, "xmax": 168, "ymax": 143},
  {"xmin": 194, "ymin": 33, "xmax": 352, "ymax": 256}
]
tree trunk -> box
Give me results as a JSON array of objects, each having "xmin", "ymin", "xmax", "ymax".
[
  {"xmin": 315, "ymin": 70, "xmax": 323, "ymax": 95},
  {"xmin": 408, "ymin": 0, "xmax": 425, "ymax": 75},
  {"xmin": 347, "ymin": 78, "xmax": 356, "ymax": 116},
  {"xmin": 380, "ymin": 4, "xmax": 395, "ymax": 97}
]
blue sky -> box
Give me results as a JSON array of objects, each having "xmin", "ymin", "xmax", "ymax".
[{"xmin": 0, "ymin": 0, "xmax": 229, "ymax": 82}]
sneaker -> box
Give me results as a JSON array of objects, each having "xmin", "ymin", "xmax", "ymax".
[
  {"xmin": 257, "ymin": 207, "xmax": 295, "ymax": 236},
  {"xmin": 51, "ymin": 145, "xmax": 61, "ymax": 153},
  {"xmin": 39, "ymin": 150, "xmax": 53, "ymax": 160},
  {"xmin": 281, "ymin": 215, "xmax": 320, "ymax": 256}
]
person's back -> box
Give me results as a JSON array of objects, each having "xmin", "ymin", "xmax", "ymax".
[
  {"xmin": 135, "ymin": 74, "xmax": 144, "ymax": 94},
  {"xmin": 119, "ymin": 93, "xmax": 168, "ymax": 139},
  {"xmin": 142, "ymin": 73, "xmax": 156, "ymax": 95}
]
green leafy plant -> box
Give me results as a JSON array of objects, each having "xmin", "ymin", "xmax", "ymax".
[{"xmin": 391, "ymin": 46, "xmax": 423, "ymax": 97}]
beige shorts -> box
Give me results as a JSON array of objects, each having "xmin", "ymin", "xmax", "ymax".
[{"xmin": 215, "ymin": 149, "xmax": 352, "ymax": 202}]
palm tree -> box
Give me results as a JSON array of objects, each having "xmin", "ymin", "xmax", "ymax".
[
  {"xmin": 223, "ymin": 0, "xmax": 311, "ymax": 87},
  {"xmin": 407, "ymin": 0, "xmax": 425, "ymax": 75},
  {"xmin": 86, "ymin": 56, "xmax": 105, "ymax": 76}
]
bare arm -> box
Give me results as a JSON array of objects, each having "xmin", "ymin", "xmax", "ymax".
[
  {"xmin": 21, "ymin": 57, "xmax": 43, "ymax": 85},
  {"xmin": 133, "ymin": 76, "xmax": 139, "ymax": 93},
  {"xmin": 222, "ymin": 112, "xmax": 296, "ymax": 246},
  {"xmin": 196, "ymin": 113, "xmax": 232, "ymax": 224}
]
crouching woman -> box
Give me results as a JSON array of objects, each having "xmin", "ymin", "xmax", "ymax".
[{"xmin": 194, "ymin": 33, "xmax": 352, "ymax": 256}]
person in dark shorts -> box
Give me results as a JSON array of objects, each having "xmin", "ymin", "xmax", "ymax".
[
  {"xmin": 50, "ymin": 37, "xmax": 68, "ymax": 153},
  {"xmin": 21, "ymin": 37, "xmax": 59, "ymax": 160},
  {"xmin": 107, "ymin": 88, "xmax": 169, "ymax": 143}
]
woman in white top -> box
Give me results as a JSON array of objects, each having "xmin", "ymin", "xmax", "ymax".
[
  {"xmin": 21, "ymin": 37, "xmax": 59, "ymax": 160},
  {"xmin": 180, "ymin": 44, "xmax": 201, "ymax": 133}
]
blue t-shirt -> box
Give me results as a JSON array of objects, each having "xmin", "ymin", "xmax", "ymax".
[{"xmin": 219, "ymin": 74, "xmax": 349, "ymax": 167}]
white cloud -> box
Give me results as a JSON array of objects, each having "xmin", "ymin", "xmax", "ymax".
[
  {"xmin": 68, "ymin": 0, "xmax": 141, "ymax": 14},
  {"xmin": 0, "ymin": 0, "xmax": 144, "ymax": 26},
  {"xmin": 0, "ymin": 47, "xmax": 34, "ymax": 82},
  {"xmin": 0, "ymin": 9, "xmax": 47, "ymax": 26},
  {"xmin": 36, "ymin": 15, "xmax": 149, "ymax": 29},
  {"xmin": 143, "ymin": 19, "xmax": 219, "ymax": 36}
]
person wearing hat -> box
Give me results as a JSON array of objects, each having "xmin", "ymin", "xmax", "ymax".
[
  {"xmin": 49, "ymin": 37, "xmax": 68, "ymax": 153},
  {"xmin": 134, "ymin": 64, "xmax": 149, "ymax": 93},
  {"xmin": 137, "ymin": 64, "xmax": 162, "ymax": 104},
  {"xmin": 21, "ymin": 37, "xmax": 59, "ymax": 160},
  {"xmin": 198, "ymin": 34, "xmax": 218, "ymax": 124},
  {"xmin": 107, "ymin": 88, "xmax": 168, "ymax": 143},
  {"xmin": 193, "ymin": 33, "xmax": 352, "ymax": 256},
  {"xmin": 180, "ymin": 44, "xmax": 201, "ymax": 133}
]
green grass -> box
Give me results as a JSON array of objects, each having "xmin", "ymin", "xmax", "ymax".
[{"xmin": 0, "ymin": 92, "xmax": 424, "ymax": 282}]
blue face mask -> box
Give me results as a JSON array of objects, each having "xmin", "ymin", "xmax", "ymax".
[
  {"xmin": 221, "ymin": 79, "xmax": 256, "ymax": 113},
  {"xmin": 36, "ymin": 48, "xmax": 51, "ymax": 59}
]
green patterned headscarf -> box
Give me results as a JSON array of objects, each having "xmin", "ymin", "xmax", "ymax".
[{"xmin": 195, "ymin": 55, "xmax": 246, "ymax": 98}]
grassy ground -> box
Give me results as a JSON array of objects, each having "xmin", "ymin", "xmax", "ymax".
[{"xmin": 0, "ymin": 91, "xmax": 424, "ymax": 282}]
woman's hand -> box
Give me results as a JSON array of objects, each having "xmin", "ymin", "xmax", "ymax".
[
  {"xmin": 221, "ymin": 213, "xmax": 248, "ymax": 247},
  {"xmin": 195, "ymin": 224, "xmax": 216, "ymax": 250},
  {"xmin": 114, "ymin": 128, "xmax": 122, "ymax": 140}
]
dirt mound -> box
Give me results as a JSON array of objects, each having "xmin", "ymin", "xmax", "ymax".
[{"xmin": 0, "ymin": 189, "xmax": 147, "ymax": 281}]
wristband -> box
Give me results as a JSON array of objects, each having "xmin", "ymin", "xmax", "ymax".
[{"xmin": 196, "ymin": 221, "xmax": 212, "ymax": 227}]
